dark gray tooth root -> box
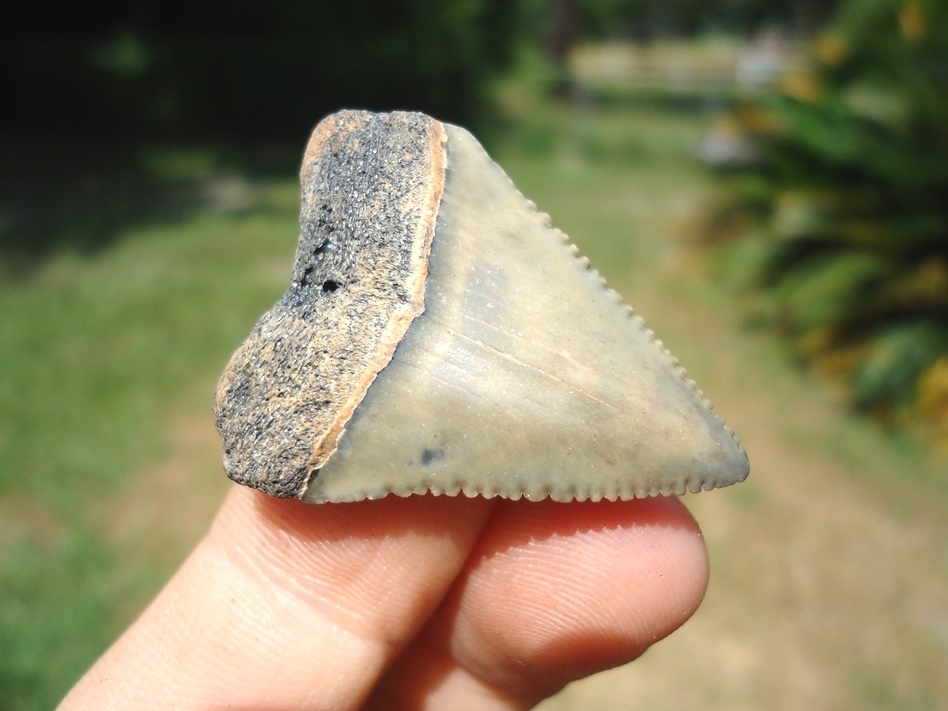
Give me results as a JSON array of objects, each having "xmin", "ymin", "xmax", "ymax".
[{"xmin": 214, "ymin": 109, "xmax": 750, "ymax": 504}]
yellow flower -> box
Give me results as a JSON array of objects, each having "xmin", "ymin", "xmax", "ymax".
[
  {"xmin": 737, "ymin": 104, "xmax": 782, "ymax": 135},
  {"xmin": 899, "ymin": 2, "xmax": 926, "ymax": 41},
  {"xmin": 780, "ymin": 72, "xmax": 822, "ymax": 102},
  {"xmin": 814, "ymin": 33, "xmax": 848, "ymax": 66},
  {"xmin": 917, "ymin": 357, "xmax": 948, "ymax": 451}
]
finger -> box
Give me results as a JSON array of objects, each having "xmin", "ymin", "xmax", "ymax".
[
  {"xmin": 59, "ymin": 486, "xmax": 496, "ymax": 710},
  {"xmin": 365, "ymin": 496, "xmax": 708, "ymax": 710}
]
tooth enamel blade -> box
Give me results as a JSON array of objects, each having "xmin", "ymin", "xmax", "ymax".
[{"xmin": 215, "ymin": 110, "xmax": 749, "ymax": 503}]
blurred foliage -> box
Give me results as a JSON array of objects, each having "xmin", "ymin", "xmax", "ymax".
[
  {"xmin": 1, "ymin": 0, "xmax": 518, "ymax": 141},
  {"xmin": 704, "ymin": 0, "xmax": 948, "ymax": 445},
  {"xmin": 1, "ymin": 0, "xmax": 837, "ymax": 147},
  {"xmin": 1, "ymin": 0, "xmax": 519, "ymax": 269},
  {"xmin": 520, "ymin": 0, "xmax": 839, "ymax": 45}
]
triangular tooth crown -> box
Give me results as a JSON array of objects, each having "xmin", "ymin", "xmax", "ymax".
[{"xmin": 215, "ymin": 110, "xmax": 749, "ymax": 503}]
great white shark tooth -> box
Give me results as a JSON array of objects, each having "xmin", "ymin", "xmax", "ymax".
[{"xmin": 215, "ymin": 109, "xmax": 749, "ymax": 503}]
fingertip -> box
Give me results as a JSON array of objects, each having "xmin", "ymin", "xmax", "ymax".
[
  {"xmin": 206, "ymin": 486, "xmax": 496, "ymax": 641},
  {"xmin": 442, "ymin": 496, "xmax": 710, "ymax": 701},
  {"xmin": 61, "ymin": 487, "xmax": 496, "ymax": 710}
]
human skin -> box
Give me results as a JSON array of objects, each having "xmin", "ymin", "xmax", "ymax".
[{"xmin": 59, "ymin": 486, "xmax": 709, "ymax": 710}]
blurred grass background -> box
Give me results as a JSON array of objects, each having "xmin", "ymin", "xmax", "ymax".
[{"xmin": 2, "ymin": 1, "xmax": 946, "ymax": 709}]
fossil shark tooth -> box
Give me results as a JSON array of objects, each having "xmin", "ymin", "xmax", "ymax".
[{"xmin": 214, "ymin": 109, "xmax": 749, "ymax": 503}]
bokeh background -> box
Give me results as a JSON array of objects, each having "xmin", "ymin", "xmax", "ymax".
[{"xmin": 2, "ymin": 1, "xmax": 947, "ymax": 708}]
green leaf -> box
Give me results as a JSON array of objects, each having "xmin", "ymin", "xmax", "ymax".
[{"xmin": 852, "ymin": 321, "xmax": 948, "ymax": 410}]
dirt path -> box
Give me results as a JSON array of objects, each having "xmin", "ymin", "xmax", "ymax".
[
  {"xmin": 540, "ymin": 356, "xmax": 948, "ymax": 710},
  {"xmin": 101, "ymin": 377, "xmax": 230, "ymax": 596},
  {"xmin": 536, "ymin": 191, "xmax": 948, "ymax": 710}
]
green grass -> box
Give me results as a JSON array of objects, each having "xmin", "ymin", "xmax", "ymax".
[
  {"xmin": 2, "ymin": 189, "xmax": 300, "ymax": 503},
  {"xmin": 2, "ymin": 96, "xmax": 946, "ymax": 709},
  {"xmin": 0, "ymin": 172, "xmax": 299, "ymax": 708}
]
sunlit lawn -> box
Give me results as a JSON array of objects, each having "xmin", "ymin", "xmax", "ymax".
[
  {"xmin": 1, "ymin": 169, "xmax": 302, "ymax": 707},
  {"xmin": 2, "ymin": 96, "xmax": 945, "ymax": 710}
]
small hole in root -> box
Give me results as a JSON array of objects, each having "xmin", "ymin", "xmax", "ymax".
[{"xmin": 322, "ymin": 280, "xmax": 340, "ymax": 292}]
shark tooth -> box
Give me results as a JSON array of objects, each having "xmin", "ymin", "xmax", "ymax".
[{"xmin": 214, "ymin": 109, "xmax": 749, "ymax": 503}]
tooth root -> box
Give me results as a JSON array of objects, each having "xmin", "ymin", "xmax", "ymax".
[{"xmin": 215, "ymin": 110, "xmax": 749, "ymax": 504}]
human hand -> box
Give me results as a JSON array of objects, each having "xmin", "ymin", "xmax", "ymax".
[{"xmin": 59, "ymin": 485, "xmax": 708, "ymax": 710}]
